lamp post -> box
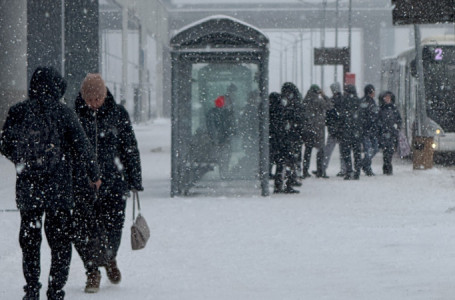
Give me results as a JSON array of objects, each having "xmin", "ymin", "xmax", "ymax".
[{"xmin": 334, "ymin": 0, "xmax": 339, "ymax": 82}]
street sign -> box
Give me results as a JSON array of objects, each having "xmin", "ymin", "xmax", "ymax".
[
  {"xmin": 392, "ymin": 0, "xmax": 455, "ymax": 25},
  {"xmin": 345, "ymin": 72, "xmax": 355, "ymax": 86},
  {"xmin": 314, "ymin": 47, "xmax": 350, "ymax": 65}
]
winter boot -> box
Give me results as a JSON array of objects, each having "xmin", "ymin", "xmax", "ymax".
[
  {"xmin": 105, "ymin": 259, "xmax": 122, "ymax": 284},
  {"xmin": 283, "ymin": 183, "xmax": 300, "ymax": 194},
  {"xmin": 85, "ymin": 270, "xmax": 101, "ymax": 293},
  {"xmin": 301, "ymin": 169, "xmax": 311, "ymax": 179},
  {"xmin": 23, "ymin": 283, "xmax": 41, "ymax": 300},
  {"xmin": 287, "ymin": 177, "xmax": 302, "ymax": 187},
  {"xmin": 353, "ymin": 171, "xmax": 360, "ymax": 180},
  {"xmin": 344, "ymin": 172, "xmax": 353, "ymax": 180},
  {"xmin": 46, "ymin": 289, "xmax": 65, "ymax": 300},
  {"xmin": 364, "ymin": 168, "xmax": 375, "ymax": 176},
  {"xmin": 383, "ymin": 165, "xmax": 393, "ymax": 175},
  {"xmin": 282, "ymin": 180, "xmax": 300, "ymax": 194}
]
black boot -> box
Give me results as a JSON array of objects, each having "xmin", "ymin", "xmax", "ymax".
[
  {"xmin": 383, "ymin": 165, "xmax": 393, "ymax": 175},
  {"xmin": 301, "ymin": 169, "xmax": 311, "ymax": 179},
  {"xmin": 23, "ymin": 284, "xmax": 41, "ymax": 300},
  {"xmin": 287, "ymin": 170, "xmax": 302, "ymax": 186},
  {"xmin": 353, "ymin": 171, "xmax": 360, "ymax": 180},
  {"xmin": 47, "ymin": 288, "xmax": 65, "ymax": 300},
  {"xmin": 344, "ymin": 172, "xmax": 353, "ymax": 180},
  {"xmin": 283, "ymin": 184, "xmax": 300, "ymax": 193}
]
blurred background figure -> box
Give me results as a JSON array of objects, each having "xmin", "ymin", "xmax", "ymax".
[
  {"xmin": 339, "ymin": 84, "xmax": 363, "ymax": 180},
  {"xmin": 321, "ymin": 82, "xmax": 346, "ymax": 178},
  {"xmin": 377, "ymin": 91, "xmax": 402, "ymax": 175}
]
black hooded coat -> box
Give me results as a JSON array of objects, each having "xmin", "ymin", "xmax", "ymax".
[
  {"xmin": 0, "ymin": 67, "xmax": 100, "ymax": 210},
  {"xmin": 73, "ymin": 89, "xmax": 143, "ymax": 201},
  {"xmin": 377, "ymin": 93, "xmax": 402, "ymax": 149}
]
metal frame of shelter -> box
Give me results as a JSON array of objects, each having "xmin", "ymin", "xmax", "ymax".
[{"xmin": 170, "ymin": 15, "xmax": 270, "ymax": 197}]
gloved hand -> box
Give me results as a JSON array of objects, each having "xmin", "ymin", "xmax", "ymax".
[{"xmin": 130, "ymin": 186, "xmax": 144, "ymax": 193}]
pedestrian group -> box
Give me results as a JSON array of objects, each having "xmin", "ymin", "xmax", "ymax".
[
  {"xmin": 0, "ymin": 66, "xmax": 404, "ymax": 299},
  {"xmin": 0, "ymin": 67, "xmax": 143, "ymax": 299},
  {"xmin": 269, "ymin": 81, "xmax": 403, "ymax": 194}
]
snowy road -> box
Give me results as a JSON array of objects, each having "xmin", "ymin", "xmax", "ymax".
[{"xmin": 1, "ymin": 119, "xmax": 455, "ymax": 299}]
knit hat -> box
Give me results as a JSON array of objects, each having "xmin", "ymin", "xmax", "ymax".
[
  {"xmin": 215, "ymin": 95, "xmax": 225, "ymax": 108},
  {"xmin": 80, "ymin": 73, "xmax": 107, "ymax": 101},
  {"xmin": 310, "ymin": 84, "xmax": 321, "ymax": 93}
]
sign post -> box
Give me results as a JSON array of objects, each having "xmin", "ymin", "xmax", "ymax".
[{"xmin": 314, "ymin": 47, "xmax": 350, "ymax": 86}]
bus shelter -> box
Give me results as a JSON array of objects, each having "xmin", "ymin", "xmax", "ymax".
[{"xmin": 170, "ymin": 15, "xmax": 269, "ymax": 197}]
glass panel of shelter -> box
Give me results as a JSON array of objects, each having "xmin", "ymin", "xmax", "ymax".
[{"xmin": 189, "ymin": 62, "xmax": 260, "ymax": 181}]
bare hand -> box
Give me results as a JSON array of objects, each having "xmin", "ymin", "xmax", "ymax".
[{"xmin": 90, "ymin": 179, "xmax": 102, "ymax": 191}]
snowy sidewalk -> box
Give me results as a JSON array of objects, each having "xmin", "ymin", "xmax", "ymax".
[{"xmin": 1, "ymin": 119, "xmax": 455, "ymax": 299}]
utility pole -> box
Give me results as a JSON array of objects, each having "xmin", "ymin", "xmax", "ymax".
[
  {"xmin": 334, "ymin": 0, "xmax": 339, "ymax": 82},
  {"xmin": 321, "ymin": 0, "xmax": 327, "ymax": 88},
  {"xmin": 348, "ymin": 0, "xmax": 352, "ymax": 54},
  {"xmin": 414, "ymin": 24, "xmax": 427, "ymax": 136},
  {"xmin": 300, "ymin": 30, "xmax": 304, "ymax": 92}
]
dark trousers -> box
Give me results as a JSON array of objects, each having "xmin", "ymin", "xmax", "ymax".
[
  {"xmin": 19, "ymin": 208, "xmax": 72, "ymax": 295},
  {"xmin": 303, "ymin": 144, "xmax": 324, "ymax": 174},
  {"xmin": 362, "ymin": 136, "xmax": 379, "ymax": 171},
  {"xmin": 382, "ymin": 143, "xmax": 395, "ymax": 174},
  {"xmin": 73, "ymin": 190, "xmax": 126, "ymax": 273},
  {"xmin": 340, "ymin": 140, "xmax": 362, "ymax": 174}
]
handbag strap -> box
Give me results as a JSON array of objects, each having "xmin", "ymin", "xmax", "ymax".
[{"xmin": 132, "ymin": 191, "xmax": 141, "ymax": 221}]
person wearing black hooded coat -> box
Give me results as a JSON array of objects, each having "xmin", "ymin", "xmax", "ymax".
[
  {"xmin": 377, "ymin": 91, "xmax": 402, "ymax": 175},
  {"xmin": 0, "ymin": 67, "xmax": 101, "ymax": 300},
  {"xmin": 268, "ymin": 92, "xmax": 299, "ymax": 193},
  {"xmin": 72, "ymin": 73, "xmax": 143, "ymax": 293}
]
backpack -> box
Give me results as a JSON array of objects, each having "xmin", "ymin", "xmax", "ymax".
[{"xmin": 15, "ymin": 101, "xmax": 62, "ymax": 175}]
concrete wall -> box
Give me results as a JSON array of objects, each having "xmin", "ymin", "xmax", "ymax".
[{"xmin": 0, "ymin": 0, "xmax": 27, "ymax": 128}]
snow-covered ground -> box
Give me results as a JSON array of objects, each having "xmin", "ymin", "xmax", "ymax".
[{"xmin": 1, "ymin": 118, "xmax": 455, "ymax": 300}]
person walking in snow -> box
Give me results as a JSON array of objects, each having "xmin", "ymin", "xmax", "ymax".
[
  {"xmin": 0, "ymin": 66, "xmax": 101, "ymax": 300},
  {"xmin": 71, "ymin": 73, "xmax": 143, "ymax": 293},
  {"xmin": 377, "ymin": 91, "xmax": 402, "ymax": 175}
]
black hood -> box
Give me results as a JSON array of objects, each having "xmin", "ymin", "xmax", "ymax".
[
  {"xmin": 378, "ymin": 91, "xmax": 396, "ymax": 107},
  {"xmin": 28, "ymin": 66, "xmax": 66, "ymax": 103}
]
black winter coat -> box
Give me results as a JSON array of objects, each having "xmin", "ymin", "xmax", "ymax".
[
  {"xmin": 74, "ymin": 90, "xmax": 143, "ymax": 198},
  {"xmin": 325, "ymin": 92, "xmax": 344, "ymax": 139},
  {"xmin": 0, "ymin": 67, "xmax": 100, "ymax": 211},
  {"xmin": 339, "ymin": 93, "xmax": 363, "ymax": 143},
  {"xmin": 359, "ymin": 95, "xmax": 379, "ymax": 138},
  {"xmin": 378, "ymin": 103, "xmax": 402, "ymax": 149},
  {"xmin": 269, "ymin": 93, "xmax": 282, "ymax": 162},
  {"xmin": 206, "ymin": 107, "xmax": 235, "ymax": 146}
]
